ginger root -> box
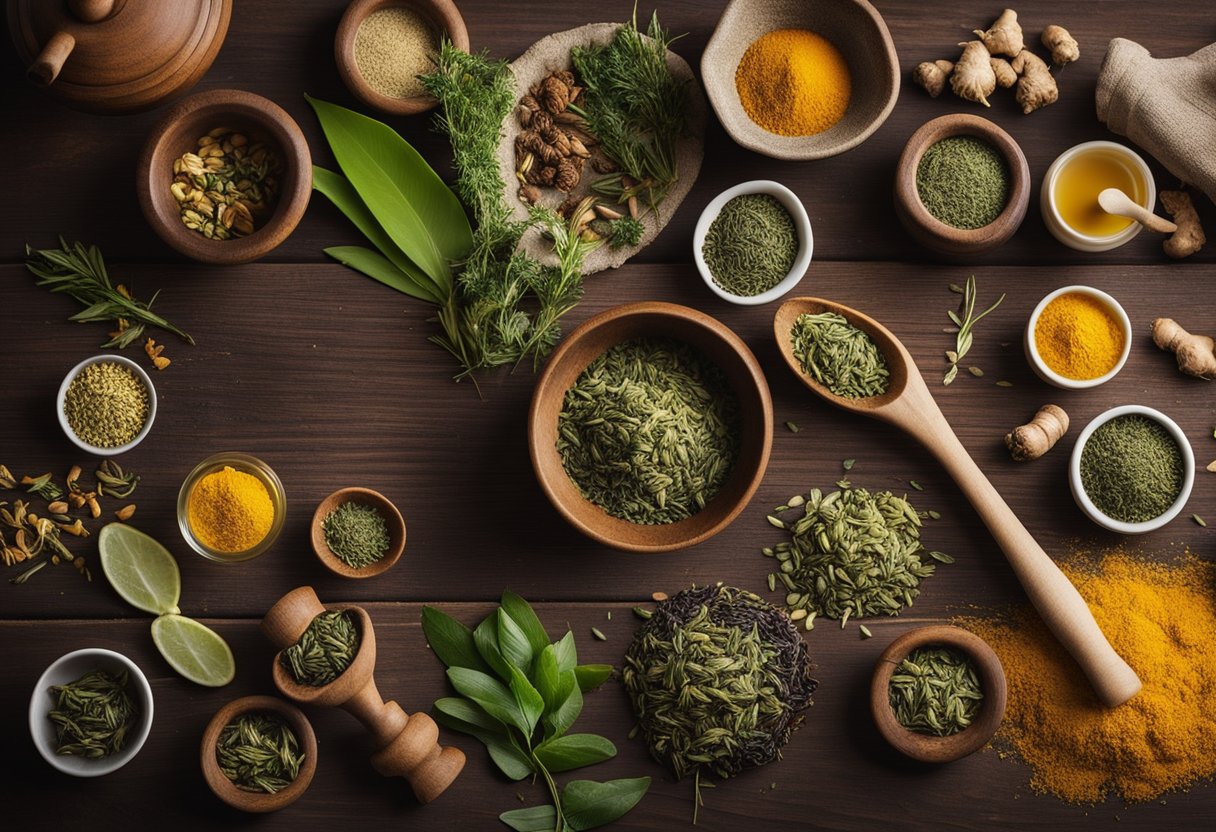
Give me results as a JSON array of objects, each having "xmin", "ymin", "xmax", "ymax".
[
  {"xmin": 991, "ymin": 57, "xmax": 1017, "ymax": 88},
  {"xmin": 975, "ymin": 9, "xmax": 1025, "ymax": 58},
  {"xmin": 1152, "ymin": 317, "xmax": 1216, "ymax": 379},
  {"xmin": 1160, "ymin": 190, "xmax": 1205, "ymax": 259},
  {"xmin": 1005, "ymin": 404, "xmax": 1069, "ymax": 462},
  {"xmin": 952, "ymin": 41, "xmax": 997, "ymax": 107},
  {"xmin": 913, "ymin": 60, "xmax": 954, "ymax": 98},
  {"xmin": 1011, "ymin": 49, "xmax": 1058, "ymax": 113},
  {"xmin": 1041, "ymin": 24, "xmax": 1079, "ymax": 66}
]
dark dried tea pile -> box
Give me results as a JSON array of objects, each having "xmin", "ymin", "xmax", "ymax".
[
  {"xmin": 280, "ymin": 609, "xmax": 360, "ymax": 686},
  {"xmin": 216, "ymin": 711, "xmax": 304, "ymax": 794},
  {"xmin": 47, "ymin": 668, "xmax": 138, "ymax": 758}
]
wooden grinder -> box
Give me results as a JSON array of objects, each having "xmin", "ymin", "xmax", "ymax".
[{"xmin": 261, "ymin": 586, "xmax": 465, "ymax": 803}]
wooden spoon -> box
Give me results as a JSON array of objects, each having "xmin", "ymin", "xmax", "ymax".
[
  {"xmin": 1098, "ymin": 188, "xmax": 1177, "ymax": 233},
  {"xmin": 773, "ymin": 297, "xmax": 1142, "ymax": 708}
]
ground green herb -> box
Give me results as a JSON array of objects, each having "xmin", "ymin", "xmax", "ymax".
[
  {"xmin": 281, "ymin": 610, "xmax": 360, "ymax": 686},
  {"xmin": 702, "ymin": 194, "xmax": 798, "ymax": 297},
  {"xmin": 790, "ymin": 312, "xmax": 889, "ymax": 398},
  {"xmin": 557, "ymin": 337, "xmax": 740, "ymax": 525},
  {"xmin": 63, "ymin": 361, "xmax": 149, "ymax": 448},
  {"xmin": 47, "ymin": 669, "xmax": 137, "ymax": 758},
  {"xmin": 216, "ymin": 711, "xmax": 303, "ymax": 794},
  {"xmin": 916, "ymin": 136, "xmax": 1009, "ymax": 229},
  {"xmin": 888, "ymin": 646, "xmax": 983, "ymax": 736},
  {"xmin": 323, "ymin": 502, "xmax": 390, "ymax": 569},
  {"xmin": 1080, "ymin": 414, "xmax": 1183, "ymax": 523}
]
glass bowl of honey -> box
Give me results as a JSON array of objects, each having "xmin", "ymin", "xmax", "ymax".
[{"xmin": 1041, "ymin": 141, "xmax": 1155, "ymax": 252}]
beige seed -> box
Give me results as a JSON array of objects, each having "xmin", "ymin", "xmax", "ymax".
[{"xmin": 115, "ymin": 504, "xmax": 136, "ymax": 521}]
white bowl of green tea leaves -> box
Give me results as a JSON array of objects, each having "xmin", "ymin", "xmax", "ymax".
[
  {"xmin": 694, "ymin": 180, "xmax": 813, "ymax": 306},
  {"xmin": 28, "ymin": 647, "xmax": 154, "ymax": 776},
  {"xmin": 56, "ymin": 354, "xmax": 156, "ymax": 457}
]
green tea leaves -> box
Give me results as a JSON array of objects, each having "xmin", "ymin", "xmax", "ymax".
[
  {"xmin": 422, "ymin": 606, "xmax": 492, "ymax": 674},
  {"xmin": 534, "ymin": 734, "xmax": 617, "ymax": 773},
  {"xmin": 561, "ymin": 777, "xmax": 652, "ymax": 831}
]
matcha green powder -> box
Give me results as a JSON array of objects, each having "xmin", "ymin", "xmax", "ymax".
[{"xmin": 916, "ymin": 136, "xmax": 1010, "ymax": 229}]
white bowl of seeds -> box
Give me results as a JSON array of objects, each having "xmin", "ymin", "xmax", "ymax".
[{"xmin": 57, "ymin": 354, "xmax": 156, "ymax": 456}]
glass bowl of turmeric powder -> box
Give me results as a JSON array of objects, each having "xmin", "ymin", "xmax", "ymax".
[
  {"xmin": 176, "ymin": 453, "xmax": 286, "ymax": 563},
  {"xmin": 1025, "ymin": 285, "xmax": 1132, "ymax": 389}
]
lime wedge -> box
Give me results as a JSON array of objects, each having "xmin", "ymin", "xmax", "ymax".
[
  {"xmin": 151, "ymin": 614, "xmax": 236, "ymax": 687},
  {"xmin": 98, "ymin": 523, "xmax": 182, "ymax": 616}
]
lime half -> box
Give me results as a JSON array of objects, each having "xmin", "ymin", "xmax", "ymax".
[
  {"xmin": 151, "ymin": 614, "xmax": 236, "ymax": 687},
  {"xmin": 98, "ymin": 523, "xmax": 181, "ymax": 616}
]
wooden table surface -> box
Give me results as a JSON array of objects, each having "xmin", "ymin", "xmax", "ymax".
[{"xmin": 2, "ymin": 2, "xmax": 1213, "ymax": 830}]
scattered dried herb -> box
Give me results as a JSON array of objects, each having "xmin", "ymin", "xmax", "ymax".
[
  {"xmin": 943, "ymin": 276, "xmax": 1005, "ymax": 385},
  {"xmin": 47, "ymin": 669, "xmax": 137, "ymax": 758},
  {"xmin": 281, "ymin": 610, "xmax": 360, "ymax": 686},
  {"xmin": 790, "ymin": 311, "xmax": 889, "ymax": 398},
  {"xmin": 216, "ymin": 711, "xmax": 303, "ymax": 794},
  {"xmin": 888, "ymin": 646, "xmax": 983, "ymax": 736}
]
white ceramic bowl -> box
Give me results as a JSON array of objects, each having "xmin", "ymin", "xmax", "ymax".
[
  {"xmin": 1069, "ymin": 405, "xmax": 1195, "ymax": 535},
  {"xmin": 1024, "ymin": 286, "xmax": 1132, "ymax": 389},
  {"xmin": 29, "ymin": 648, "xmax": 154, "ymax": 777},
  {"xmin": 693, "ymin": 180, "xmax": 813, "ymax": 306},
  {"xmin": 57, "ymin": 354, "xmax": 157, "ymax": 456},
  {"xmin": 1040, "ymin": 141, "xmax": 1155, "ymax": 253}
]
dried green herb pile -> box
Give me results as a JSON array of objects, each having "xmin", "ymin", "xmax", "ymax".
[
  {"xmin": 47, "ymin": 669, "xmax": 138, "ymax": 758},
  {"xmin": 1080, "ymin": 414, "xmax": 1184, "ymax": 523},
  {"xmin": 322, "ymin": 502, "xmax": 390, "ymax": 569},
  {"xmin": 281, "ymin": 610, "xmax": 359, "ymax": 686},
  {"xmin": 764, "ymin": 486, "xmax": 947, "ymax": 626},
  {"xmin": 790, "ymin": 312, "xmax": 890, "ymax": 398},
  {"xmin": 916, "ymin": 136, "xmax": 1009, "ymax": 229},
  {"xmin": 888, "ymin": 646, "xmax": 983, "ymax": 737},
  {"xmin": 702, "ymin": 194, "xmax": 798, "ymax": 297},
  {"xmin": 216, "ymin": 711, "xmax": 303, "ymax": 794},
  {"xmin": 63, "ymin": 361, "xmax": 149, "ymax": 448},
  {"xmin": 557, "ymin": 338, "xmax": 740, "ymax": 525}
]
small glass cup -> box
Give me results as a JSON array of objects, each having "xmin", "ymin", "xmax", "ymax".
[{"xmin": 177, "ymin": 452, "xmax": 286, "ymax": 562}]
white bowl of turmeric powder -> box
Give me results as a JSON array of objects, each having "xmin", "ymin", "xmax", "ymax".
[
  {"xmin": 176, "ymin": 452, "xmax": 286, "ymax": 563},
  {"xmin": 1024, "ymin": 286, "xmax": 1132, "ymax": 389}
]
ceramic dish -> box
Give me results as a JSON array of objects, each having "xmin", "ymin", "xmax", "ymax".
[
  {"xmin": 701, "ymin": 0, "xmax": 899, "ymax": 161},
  {"xmin": 1041, "ymin": 141, "xmax": 1155, "ymax": 253},
  {"xmin": 1025, "ymin": 286, "xmax": 1133, "ymax": 389},
  {"xmin": 496, "ymin": 22, "xmax": 706, "ymax": 275},
  {"xmin": 528, "ymin": 301, "xmax": 772, "ymax": 553},
  {"xmin": 29, "ymin": 648, "xmax": 154, "ymax": 777},
  {"xmin": 894, "ymin": 114, "xmax": 1031, "ymax": 256},
  {"xmin": 177, "ymin": 452, "xmax": 287, "ymax": 562},
  {"xmin": 57, "ymin": 354, "xmax": 157, "ymax": 456},
  {"xmin": 311, "ymin": 487, "xmax": 406, "ymax": 579},
  {"xmin": 870, "ymin": 626, "xmax": 1006, "ymax": 764},
  {"xmin": 693, "ymin": 180, "xmax": 813, "ymax": 306},
  {"xmin": 137, "ymin": 88, "xmax": 312, "ymax": 264},
  {"xmin": 1069, "ymin": 405, "xmax": 1195, "ymax": 535},
  {"xmin": 334, "ymin": 0, "xmax": 469, "ymax": 116}
]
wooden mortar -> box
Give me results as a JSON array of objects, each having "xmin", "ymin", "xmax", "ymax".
[{"xmin": 261, "ymin": 586, "xmax": 464, "ymax": 803}]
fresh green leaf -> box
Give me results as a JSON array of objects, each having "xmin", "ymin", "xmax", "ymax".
[
  {"xmin": 534, "ymin": 733, "xmax": 616, "ymax": 773},
  {"xmin": 499, "ymin": 804, "xmax": 557, "ymax": 832},
  {"xmin": 506, "ymin": 663, "xmax": 545, "ymax": 737},
  {"xmin": 561, "ymin": 777, "xmax": 651, "ymax": 831},
  {"xmin": 554, "ymin": 630, "xmax": 578, "ymax": 673},
  {"xmin": 543, "ymin": 677, "xmax": 583, "ymax": 739},
  {"xmin": 574, "ymin": 664, "xmax": 613, "ymax": 693},
  {"xmin": 323, "ymin": 246, "xmax": 441, "ymax": 304},
  {"xmin": 446, "ymin": 667, "xmax": 530, "ymax": 736},
  {"xmin": 474, "ymin": 613, "xmax": 514, "ymax": 682},
  {"xmin": 422, "ymin": 607, "xmax": 493, "ymax": 673},
  {"xmin": 533, "ymin": 645, "xmax": 562, "ymax": 713},
  {"xmin": 500, "ymin": 590, "xmax": 551, "ymax": 657},
  {"xmin": 496, "ymin": 608, "xmax": 534, "ymax": 671},
  {"xmin": 433, "ymin": 698, "xmax": 533, "ymax": 780}
]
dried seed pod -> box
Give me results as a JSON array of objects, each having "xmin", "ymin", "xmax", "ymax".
[
  {"xmin": 594, "ymin": 203, "xmax": 624, "ymax": 220},
  {"xmin": 554, "ymin": 159, "xmax": 581, "ymax": 192},
  {"xmin": 553, "ymin": 69, "xmax": 575, "ymax": 88},
  {"xmin": 568, "ymin": 136, "xmax": 591, "ymax": 158},
  {"xmin": 530, "ymin": 110, "xmax": 554, "ymax": 134},
  {"xmin": 115, "ymin": 504, "xmax": 136, "ymax": 521},
  {"xmin": 46, "ymin": 501, "xmax": 69, "ymax": 515},
  {"xmin": 540, "ymin": 75, "xmax": 571, "ymax": 114}
]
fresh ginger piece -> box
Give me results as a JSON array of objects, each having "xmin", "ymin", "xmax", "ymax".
[
  {"xmin": 1160, "ymin": 190, "xmax": 1205, "ymax": 259},
  {"xmin": 1005, "ymin": 404, "xmax": 1069, "ymax": 462},
  {"xmin": 974, "ymin": 9, "xmax": 1024, "ymax": 58},
  {"xmin": 913, "ymin": 60, "xmax": 954, "ymax": 98},
  {"xmin": 1011, "ymin": 49, "xmax": 1058, "ymax": 113},
  {"xmin": 1152, "ymin": 317, "xmax": 1216, "ymax": 379},
  {"xmin": 991, "ymin": 57, "xmax": 1016, "ymax": 88},
  {"xmin": 951, "ymin": 41, "xmax": 997, "ymax": 107},
  {"xmin": 1042, "ymin": 24, "xmax": 1079, "ymax": 66}
]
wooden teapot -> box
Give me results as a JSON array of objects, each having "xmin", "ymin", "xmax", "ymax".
[{"xmin": 7, "ymin": 0, "xmax": 232, "ymax": 113}]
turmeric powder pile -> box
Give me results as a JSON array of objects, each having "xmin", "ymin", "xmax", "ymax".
[
  {"xmin": 963, "ymin": 549, "xmax": 1216, "ymax": 803},
  {"xmin": 735, "ymin": 29, "xmax": 851, "ymax": 137},
  {"xmin": 1033, "ymin": 291, "xmax": 1125, "ymax": 380},
  {"xmin": 187, "ymin": 465, "xmax": 275, "ymax": 553}
]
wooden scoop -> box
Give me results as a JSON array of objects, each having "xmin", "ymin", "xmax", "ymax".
[
  {"xmin": 1098, "ymin": 188, "xmax": 1177, "ymax": 233},
  {"xmin": 773, "ymin": 298, "xmax": 1142, "ymax": 708}
]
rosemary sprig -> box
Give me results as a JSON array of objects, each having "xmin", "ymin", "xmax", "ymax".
[
  {"xmin": 25, "ymin": 238, "xmax": 195, "ymax": 348},
  {"xmin": 944, "ymin": 276, "xmax": 1004, "ymax": 385}
]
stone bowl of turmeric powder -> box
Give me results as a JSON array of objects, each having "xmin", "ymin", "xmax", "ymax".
[
  {"xmin": 177, "ymin": 452, "xmax": 286, "ymax": 563},
  {"xmin": 1025, "ymin": 285, "xmax": 1132, "ymax": 389},
  {"xmin": 701, "ymin": 0, "xmax": 899, "ymax": 160}
]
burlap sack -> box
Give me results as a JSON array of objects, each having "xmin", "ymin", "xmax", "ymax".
[{"xmin": 1097, "ymin": 38, "xmax": 1216, "ymax": 205}]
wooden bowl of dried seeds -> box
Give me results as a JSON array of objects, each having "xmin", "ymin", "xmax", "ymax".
[{"xmin": 136, "ymin": 88, "xmax": 312, "ymax": 265}]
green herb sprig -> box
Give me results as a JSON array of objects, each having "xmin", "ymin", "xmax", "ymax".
[
  {"xmin": 422, "ymin": 592, "xmax": 649, "ymax": 831},
  {"xmin": 944, "ymin": 276, "xmax": 1005, "ymax": 385}
]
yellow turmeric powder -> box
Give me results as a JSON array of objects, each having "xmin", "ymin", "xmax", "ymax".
[
  {"xmin": 964, "ymin": 549, "xmax": 1216, "ymax": 803},
  {"xmin": 735, "ymin": 29, "xmax": 851, "ymax": 137},
  {"xmin": 1033, "ymin": 291, "xmax": 1124, "ymax": 379},
  {"xmin": 187, "ymin": 465, "xmax": 274, "ymax": 553}
]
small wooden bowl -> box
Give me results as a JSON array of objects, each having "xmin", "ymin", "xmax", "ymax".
[
  {"xmin": 137, "ymin": 88, "xmax": 312, "ymax": 264},
  {"xmin": 335, "ymin": 0, "xmax": 469, "ymax": 116},
  {"xmin": 200, "ymin": 695, "xmax": 318, "ymax": 812},
  {"xmin": 870, "ymin": 625, "xmax": 1007, "ymax": 764},
  {"xmin": 894, "ymin": 114, "xmax": 1030, "ymax": 256},
  {"xmin": 528, "ymin": 301, "xmax": 773, "ymax": 553},
  {"xmin": 311, "ymin": 487, "xmax": 406, "ymax": 579},
  {"xmin": 701, "ymin": 0, "xmax": 899, "ymax": 160}
]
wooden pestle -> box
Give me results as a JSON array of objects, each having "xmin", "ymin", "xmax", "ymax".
[{"xmin": 261, "ymin": 586, "xmax": 465, "ymax": 803}]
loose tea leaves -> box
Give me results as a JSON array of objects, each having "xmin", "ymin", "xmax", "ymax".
[
  {"xmin": 888, "ymin": 646, "xmax": 983, "ymax": 736},
  {"xmin": 281, "ymin": 610, "xmax": 360, "ymax": 687},
  {"xmin": 702, "ymin": 194, "xmax": 798, "ymax": 297},
  {"xmin": 47, "ymin": 669, "xmax": 137, "ymax": 758},
  {"xmin": 790, "ymin": 312, "xmax": 889, "ymax": 398},
  {"xmin": 216, "ymin": 711, "xmax": 303, "ymax": 794},
  {"xmin": 322, "ymin": 502, "xmax": 390, "ymax": 569}
]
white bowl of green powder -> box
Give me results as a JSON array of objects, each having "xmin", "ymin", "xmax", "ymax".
[
  {"xmin": 694, "ymin": 180, "xmax": 813, "ymax": 306},
  {"xmin": 57, "ymin": 355, "xmax": 156, "ymax": 456}
]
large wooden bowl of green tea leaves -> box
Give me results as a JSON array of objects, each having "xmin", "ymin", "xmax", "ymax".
[{"xmin": 528, "ymin": 301, "xmax": 772, "ymax": 553}]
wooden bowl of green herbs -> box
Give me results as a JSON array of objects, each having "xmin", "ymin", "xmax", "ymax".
[
  {"xmin": 528, "ymin": 301, "xmax": 773, "ymax": 553},
  {"xmin": 310, "ymin": 487, "xmax": 406, "ymax": 579}
]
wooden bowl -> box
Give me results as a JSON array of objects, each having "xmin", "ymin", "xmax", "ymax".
[
  {"xmin": 311, "ymin": 487, "xmax": 406, "ymax": 579},
  {"xmin": 701, "ymin": 0, "xmax": 899, "ymax": 160},
  {"xmin": 335, "ymin": 0, "xmax": 468, "ymax": 116},
  {"xmin": 528, "ymin": 301, "xmax": 773, "ymax": 553},
  {"xmin": 137, "ymin": 88, "xmax": 312, "ymax": 264},
  {"xmin": 894, "ymin": 114, "xmax": 1030, "ymax": 256},
  {"xmin": 870, "ymin": 625, "xmax": 1007, "ymax": 764},
  {"xmin": 200, "ymin": 695, "xmax": 318, "ymax": 812}
]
